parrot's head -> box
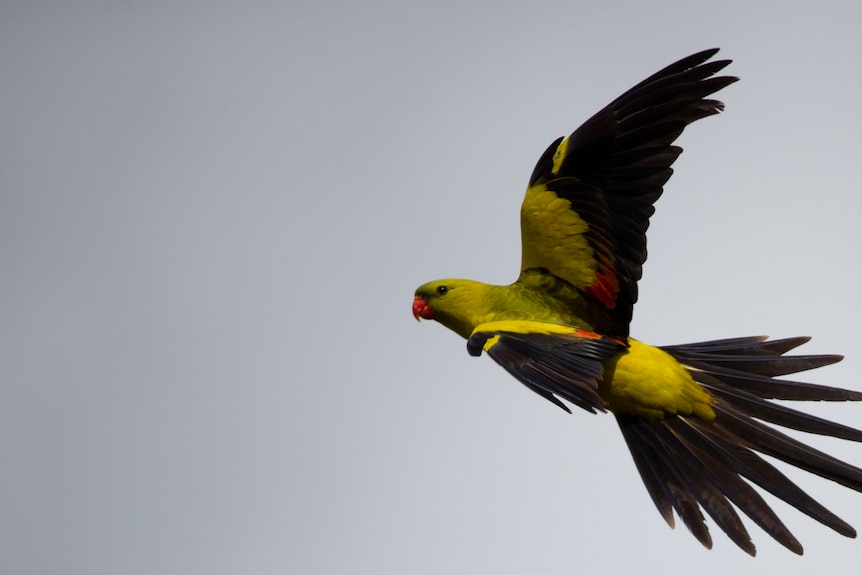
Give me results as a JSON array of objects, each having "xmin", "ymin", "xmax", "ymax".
[{"xmin": 413, "ymin": 278, "xmax": 493, "ymax": 340}]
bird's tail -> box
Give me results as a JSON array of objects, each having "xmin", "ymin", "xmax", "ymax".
[{"xmin": 616, "ymin": 335, "xmax": 862, "ymax": 555}]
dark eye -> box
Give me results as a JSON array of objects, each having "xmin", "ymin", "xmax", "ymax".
[{"xmin": 436, "ymin": 285, "xmax": 448, "ymax": 295}]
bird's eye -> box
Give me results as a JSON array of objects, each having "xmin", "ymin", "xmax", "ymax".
[{"xmin": 436, "ymin": 285, "xmax": 448, "ymax": 295}]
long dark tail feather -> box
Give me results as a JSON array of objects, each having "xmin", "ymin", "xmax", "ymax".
[
  {"xmin": 620, "ymin": 427, "xmax": 677, "ymax": 528},
  {"xmin": 687, "ymin": 414, "xmax": 855, "ymax": 537},
  {"xmin": 617, "ymin": 336, "xmax": 862, "ymax": 555},
  {"xmin": 662, "ymin": 418, "xmax": 803, "ymax": 554},
  {"xmin": 620, "ymin": 421, "xmax": 715, "ymax": 549}
]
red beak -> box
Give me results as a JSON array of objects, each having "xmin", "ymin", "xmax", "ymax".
[{"xmin": 412, "ymin": 296, "xmax": 434, "ymax": 320}]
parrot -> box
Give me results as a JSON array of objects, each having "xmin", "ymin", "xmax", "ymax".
[{"xmin": 412, "ymin": 48, "xmax": 862, "ymax": 556}]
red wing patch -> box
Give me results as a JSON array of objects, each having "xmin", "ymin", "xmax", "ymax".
[
  {"xmin": 572, "ymin": 327, "xmax": 603, "ymax": 339},
  {"xmin": 585, "ymin": 258, "xmax": 619, "ymax": 310}
]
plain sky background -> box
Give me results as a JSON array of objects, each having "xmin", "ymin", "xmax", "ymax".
[{"xmin": 3, "ymin": 1, "xmax": 862, "ymax": 574}]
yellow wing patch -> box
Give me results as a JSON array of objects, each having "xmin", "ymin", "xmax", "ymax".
[
  {"xmin": 520, "ymin": 183, "xmax": 597, "ymax": 287},
  {"xmin": 551, "ymin": 136, "xmax": 570, "ymax": 173},
  {"xmin": 481, "ymin": 334, "xmax": 501, "ymax": 352},
  {"xmin": 472, "ymin": 320, "xmax": 597, "ymax": 339}
]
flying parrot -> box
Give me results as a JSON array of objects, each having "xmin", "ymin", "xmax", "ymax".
[{"xmin": 412, "ymin": 48, "xmax": 862, "ymax": 555}]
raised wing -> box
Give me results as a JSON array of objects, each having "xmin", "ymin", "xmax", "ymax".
[
  {"xmin": 520, "ymin": 49, "xmax": 738, "ymax": 338},
  {"xmin": 466, "ymin": 320, "xmax": 625, "ymax": 414}
]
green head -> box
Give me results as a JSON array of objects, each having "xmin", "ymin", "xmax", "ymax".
[{"xmin": 412, "ymin": 278, "xmax": 494, "ymax": 340}]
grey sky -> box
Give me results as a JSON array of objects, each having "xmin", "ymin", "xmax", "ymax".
[{"xmin": 2, "ymin": 1, "xmax": 862, "ymax": 573}]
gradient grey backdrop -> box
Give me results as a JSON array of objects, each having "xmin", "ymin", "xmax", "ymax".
[{"xmin": 3, "ymin": 1, "xmax": 862, "ymax": 573}]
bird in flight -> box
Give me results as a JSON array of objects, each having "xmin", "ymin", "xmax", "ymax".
[{"xmin": 412, "ymin": 48, "xmax": 862, "ymax": 555}]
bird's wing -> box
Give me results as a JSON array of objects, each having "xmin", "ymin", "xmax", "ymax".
[
  {"xmin": 520, "ymin": 49, "xmax": 737, "ymax": 338},
  {"xmin": 467, "ymin": 321, "xmax": 624, "ymax": 414}
]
